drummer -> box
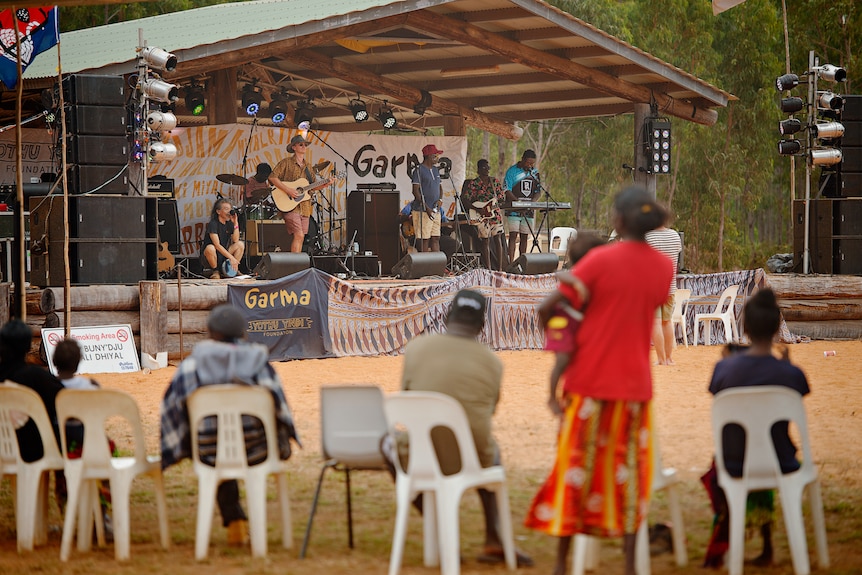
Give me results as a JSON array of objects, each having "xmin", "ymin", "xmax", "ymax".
[{"xmin": 244, "ymin": 163, "xmax": 272, "ymax": 207}]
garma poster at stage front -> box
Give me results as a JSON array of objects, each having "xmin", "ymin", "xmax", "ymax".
[{"xmin": 227, "ymin": 268, "xmax": 333, "ymax": 360}]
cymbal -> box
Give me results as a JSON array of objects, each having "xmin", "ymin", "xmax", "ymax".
[
  {"xmin": 313, "ymin": 160, "xmax": 331, "ymax": 172},
  {"xmin": 216, "ymin": 173, "xmax": 248, "ymax": 186}
]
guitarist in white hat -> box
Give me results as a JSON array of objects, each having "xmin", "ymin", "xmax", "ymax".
[{"xmin": 268, "ymin": 135, "xmax": 334, "ymax": 253}]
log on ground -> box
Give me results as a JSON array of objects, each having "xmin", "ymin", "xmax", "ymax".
[{"xmin": 786, "ymin": 320, "xmax": 862, "ymax": 340}]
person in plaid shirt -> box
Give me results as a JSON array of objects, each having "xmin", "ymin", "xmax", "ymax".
[
  {"xmin": 160, "ymin": 304, "xmax": 299, "ymax": 545},
  {"xmin": 461, "ymin": 158, "xmax": 506, "ymax": 270}
]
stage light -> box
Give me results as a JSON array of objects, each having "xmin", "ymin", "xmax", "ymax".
[
  {"xmin": 140, "ymin": 46, "xmax": 177, "ymax": 72},
  {"xmin": 413, "ymin": 90, "xmax": 432, "ymax": 116},
  {"xmin": 813, "ymin": 121, "xmax": 845, "ymax": 140},
  {"xmin": 349, "ymin": 97, "xmax": 368, "ymax": 122},
  {"xmin": 815, "ymin": 64, "xmax": 846, "ymax": 83},
  {"xmin": 269, "ymin": 91, "xmax": 289, "ymax": 124},
  {"xmin": 146, "ymin": 110, "xmax": 177, "ymax": 131},
  {"xmin": 817, "ymin": 92, "xmax": 843, "ymax": 111},
  {"xmin": 810, "ymin": 148, "xmax": 842, "ymax": 166},
  {"xmin": 144, "ymin": 79, "xmax": 178, "ymax": 103},
  {"xmin": 242, "ymin": 82, "xmax": 263, "ymax": 116},
  {"xmin": 378, "ymin": 102, "xmax": 396, "ymax": 130},
  {"xmin": 779, "ymin": 97, "xmax": 804, "ymax": 114},
  {"xmin": 294, "ymin": 99, "xmax": 315, "ymax": 126},
  {"xmin": 775, "ymin": 73, "xmax": 799, "ymax": 92},
  {"xmin": 778, "ymin": 140, "xmax": 802, "ymax": 155},
  {"xmin": 644, "ymin": 118, "xmax": 671, "ymax": 175},
  {"xmin": 185, "ymin": 83, "xmax": 205, "ymax": 116},
  {"xmin": 148, "ymin": 141, "xmax": 178, "ymax": 162},
  {"xmin": 779, "ymin": 118, "xmax": 802, "ymax": 135}
]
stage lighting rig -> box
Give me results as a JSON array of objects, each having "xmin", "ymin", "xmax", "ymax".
[
  {"xmin": 185, "ymin": 81, "xmax": 206, "ymax": 116},
  {"xmin": 269, "ymin": 90, "xmax": 289, "ymax": 124},
  {"xmin": 643, "ymin": 118, "xmax": 672, "ymax": 174},
  {"xmin": 378, "ymin": 101, "xmax": 397, "ymax": 130},
  {"xmin": 242, "ymin": 82, "xmax": 264, "ymax": 116},
  {"xmin": 139, "ymin": 46, "xmax": 177, "ymax": 72},
  {"xmin": 294, "ymin": 99, "xmax": 315, "ymax": 126},
  {"xmin": 148, "ymin": 140, "xmax": 178, "ymax": 162},
  {"xmin": 350, "ymin": 96, "xmax": 368, "ymax": 123}
]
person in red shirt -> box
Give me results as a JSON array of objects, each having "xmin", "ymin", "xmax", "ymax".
[{"xmin": 525, "ymin": 185, "xmax": 673, "ymax": 575}]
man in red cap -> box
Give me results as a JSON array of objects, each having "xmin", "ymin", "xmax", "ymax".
[{"xmin": 410, "ymin": 144, "xmax": 444, "ymax": 253}]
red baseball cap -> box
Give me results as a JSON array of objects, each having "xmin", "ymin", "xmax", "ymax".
[{"xmin": 421, "ymin": 144, "xmax": 443, "ymax": 156}]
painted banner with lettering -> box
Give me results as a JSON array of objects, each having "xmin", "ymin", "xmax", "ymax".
[{"xmin": 227, "ymin": 267, "xmax": 333, "ymax": 360}]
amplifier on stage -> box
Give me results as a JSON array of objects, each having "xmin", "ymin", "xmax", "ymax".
[{"xmin": 147, "ymin": 176, "xmax": 175, "ymax": 198}]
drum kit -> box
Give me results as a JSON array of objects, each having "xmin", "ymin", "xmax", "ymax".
[{"xmin": 216, "ymin": 172, "xmax": 278, "ymax": 221}]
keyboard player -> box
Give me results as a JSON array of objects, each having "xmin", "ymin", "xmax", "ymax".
[{"xmin": 504, "ymin": 149, "xmax": 541, "ymax": 262}]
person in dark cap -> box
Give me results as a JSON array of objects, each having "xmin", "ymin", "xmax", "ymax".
[
  {"xmin": 160, "ymin": 304, "xmax": 299, "ymax": 547},
  {"xmin": 244, "ymin": 162, "xmax": 272, "ymax": 207},
  {"xmin": 268, "ymin": 135, "xmax": 334, "ymax": 253},
  {"xmin": 385, "ymin": 289, "xmax": 533, "ymax": 567},
  {"xmin": 410, "ymin": 143, "xmax": 445, "ymax": 254}
]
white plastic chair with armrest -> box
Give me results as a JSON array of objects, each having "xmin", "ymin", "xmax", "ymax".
[
  {"xmin": 187, "ymin": 384, "xmax": 292, "ymax": 560},
  {"xmin": 711, "ymin": 386, "xmax": 828, "ymax": 575},
  {"xmin": 384, "ymin": 391, "xmax": 516, "ymax": 575},
  {"xmin": 693, "ymin": 284, "xmax": 741, "ymax": 345},
  {"xmin": 57, "ymin": 388, "xmax": 170, "ymax": 561},
  {"xmin": 0, "ymin": 381, "xmax": 67, "ymax": 551},
  {"xmin": 571, "ymin": 434, "xmax": 688, "ymax": 575},
  {"xmin": 550, "ymin": 227, "xmax": 577, "ymax": 258},
  {"xmin": 670, "ymin": 288, "xmax": 692, "ymax": 346},
  {"xmin": 300, "ymin": 384, "xmax": 389, "ymax": 558}
]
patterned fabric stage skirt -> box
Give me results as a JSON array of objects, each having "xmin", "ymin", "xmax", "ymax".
[{"xmin": 524, "ymin": 394, "xmax": 654, "ymax": 538}]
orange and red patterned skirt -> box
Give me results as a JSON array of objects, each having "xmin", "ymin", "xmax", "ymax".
[{"xmin": 524, "ymin": 394, "xmax": 654, "ymax": 538}]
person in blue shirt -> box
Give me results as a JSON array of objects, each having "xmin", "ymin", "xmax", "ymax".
[
  {"xmin": 503, "ymin": 149, "xmax": 540, "ymax": 263},
  {"xmin": 410, "ymin": 144, "xmax": 444, "ymax": 254}
]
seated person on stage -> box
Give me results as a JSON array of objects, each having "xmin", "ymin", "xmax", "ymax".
[
  {"xmin": 200, "ymin": 197, "xmax": 244, "ymax": 279},
  {"xmin": 161, "ymin": 304, "xmax": 299, "ymax": 547},
  {"xmin": 244, "ymin": 162, "xmax": 272, "ymax": 207},
  {"xmin": 399, "ymin": 202, "xmax": 456, "ymax": 263}
]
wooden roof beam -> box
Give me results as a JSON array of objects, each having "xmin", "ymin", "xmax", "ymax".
[
  {"xmin": 405, "ymin": 10, "xmax": 718, "ymax": 126},
  {"xmin": 284, "ymin": 48, "xmax": 523, "ymax": 140}
]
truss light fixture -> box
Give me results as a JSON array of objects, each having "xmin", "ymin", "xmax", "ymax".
[
  {"xmin": 143, "ymin": 78, "xmax": 178, "ymax": 103},
  {"xmin": 378, "ymin": 102, "xmax": 396, "ymax": 130},
  {"xmin": 146, "ymin": 110, "xmax": 178, "ymax": 131},
  {"xmin": 775, "ymin": 73, "xmax": 800, "ymax": 92},
  {"xmin": 779, "ymin": 97, "xmax": 804, "ymax": 114},
  {"xmin": 815, "ymin": 64, "xmax": 847, "ymax": 83},
  {"xmin": 140, "ymin": 46, "xmax": 177, "ymax": 72},
  {"xmin": 148, "ymin": 141, "xmax": 178, "ymax": 162},
  {"xmin": 779, "ymin": 118, "xmax": 802, "ymax": 136},
  {"xmin": 350, "ymin": 97, "xmax": 368, "ymax": 122},
  {"xmin": 817, "ymin": 91, "xmax": 843, "ymax": 111},
  {"xmin": 810, "ymin": 148, "xmax": 842, "ymax": 166},
  {"xmin": 644, "ymin": 118, "xmax": 672, "ymax": 174},
  {"xmin": 269, "ymin": 91, "xmax": 289, "ymax": 124},
  {"xmin": 242, "ymin": 82, "xmax": 263, "ymax": 116},
  {"xmin": 813, "ymin": 121, "xmax": 845, "ymax": 140},
  {"xmin": 778, "ymin": 140, "xmax": 802, "ymax": 155},
  {"xmin": 185, "ymin": 82, "xmax": 205, "ymax": 116},
  {"xmin": 413, "ymin": 90, "xmax": 432, "ymax": 116},
  {"xmin": 294, "ymin": 99, "xmax": 315, "ymax": 126}
]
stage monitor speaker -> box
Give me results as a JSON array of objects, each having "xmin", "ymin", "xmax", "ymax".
[
  {"xmin": 391, "ymin": 252, "xmax": 447, "ymax": 279},
  {"xmin": 246, "ymin": 220, "xmax": 292, "ymax": 256},
  {"xmin": 347, "ymin": 190, "xmax": 400, "ymax": 273},
  {"xmin": 67, "ymin": 135, "xmax": 128, "ymax": 166},
  {"xmin": 157, "ymin": 199, "xmax": 180, "ymax": 254},
  {"xmin": 254, "ymin": 252, "xmax": 310, "ymax": 279},
  {"xmin": 506, "ymin": 253, "xmax": 559, "ymax": 275},
  {"xmin": 62, "ymin": 74, "xmax": 125, "ymax": 106},
  {"xmin": 66, "ymin": 105, "xmax": 127, "ymax": 135},
  {"xmin": 67, "ymin": 164, "xmax": 128, "ymax": 194}
]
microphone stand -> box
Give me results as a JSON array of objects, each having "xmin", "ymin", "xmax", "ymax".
[
  {"xmin": 240, "ymin": 115, "xmax": 258, "ymax": 182},
  {"xmin": 535, "ymin": 173, "xmax": 559, "ymax": 254},
  {"xmin": 307, "ymin": 128, "xmax": 354, "ymax": 250},
  {"xmin": 338, "ymin": 229, "xmax": 358, "ymax": 279},
  {"xmin": 445, "ymin": 172, "xmax": 474, "ymax": 273},
  {"xmin": 312, "ymin": 169, "xmax": 338, "ymax": 253}
]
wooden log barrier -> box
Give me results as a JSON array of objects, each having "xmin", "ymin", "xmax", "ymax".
[{"xmin": 140, "ymin": 281, "xmax": 168, "ymax": 369}]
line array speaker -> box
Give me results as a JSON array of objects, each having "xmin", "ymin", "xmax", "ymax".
[
  {"xmin": 67, "ymin": 135, "xmax": 128, "ymax": 166},
  {"xmin": 62, "ymin": 74, "xmax": 125, "ymax": 106},
  {"xmin": 66, "ymin": 105, "xmax": 127, "ymax": 135},
  {"xmin": 391, "ymin": 252, "xmax": 447, "ymax": 279}
]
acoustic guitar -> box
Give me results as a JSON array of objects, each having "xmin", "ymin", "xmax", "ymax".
[
  {"xmin": 157, "ymin": 240, "xmax": 175, "ymax": 274},
  {"xmin": 269, "ymin": 172, "xmax": 344, "ymax": 212}
]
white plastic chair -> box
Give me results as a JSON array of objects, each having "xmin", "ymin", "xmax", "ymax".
[
  {"xmin": 693, "ymin": 284, "xmax": 741, "ymax": 346},
  {"xmin": 301, "ymin": 385, "xmax": 389, "ymax": 558},
  {"xmin": 384, "ymin": 391, "xmax": 516, "ymax": 575},
  {"xmin": 670, "ymin": 288, "xmax": 692, "ymax": 346},
  {"xmin": 57, "ymin": 388, "xmax": 170, "ymax": 561},
  {"xmin": 550, "ymin": 227, "xmax": 577, "ymax": 258},
  {"xmin": 571, "ymin": 436, "xmax": 688, "ymax": 575},
  {"xmin": 0, "ymin": 381, "xmax": 66, "ymax": 551},
  {"xmin": 187, "ymin": 384, "xmax": 292, "ymax": 560},
  {"xmin": 712, "ymin": 386, "xmax": 829, "ymax": 575}
]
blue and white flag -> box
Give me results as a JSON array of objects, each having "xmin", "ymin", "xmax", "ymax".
[{"xmin": 0, "ymin": 6, "xmax": 59, "ymax": 88}]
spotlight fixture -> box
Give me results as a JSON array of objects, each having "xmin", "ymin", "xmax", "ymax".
[
  {"xmin": 294, "ymin": 99, "xmax": 315, "ymax": 126},
  {"xmin": 778, "ymin": 118, "xmax": 802, "ymax": 135},
  {"xmin": 413, "ymin": 90, "xmax": 432, "ymax": 116},
  {"xmin": 146, "ymin": 110, "xmax": 177, "ymax": 131},
  {"xmin": 779, "ymin": 97, "xmax": 804, "ymax": 114},
  {"xmin": 643, "ymin": 118, "xmax": 672, "ymax": 174},
  {"xmin": 185, "ymin": 82, "xmax": 205, "ymax": 116},
  {"xmin": 775, "ymin": 73, "xmax": 800, "ymax": 92},
  {"xmin": 815, "ymin": 64, "xmax": 847, "ymax": 83},
  {"xmin": 143, "ymin": 78, "xmax": 179, "ymax": 103},
  {"xmin": 140, "ymin": 46, "xmax": 177, "ymax": 72},
  {"xmin": 817, "ymin": 92, "xmax": 843, "ymax": 111},
  {"xmin": 378, "ymin": 102, "xmax": 396, "ymax": 130},
  {"xmin": 269, "ymin": 91, "xmax": 289, "ymax": 124},
  {"xmin": 810, "ymin": 148, "xmax": 842, "ymax": 166},
  {"xmin": 349, "ymin": 97, "xmax": 368, "ymax": 123},
  {"xmin": 148, "ymin": 141, "xmax": 178, "ymax": 162},
  {"xmin": 777, "ymin": 140, "xmax": 802, "ymax": 155},
  {"xmin": 241, "ymin": 82, "xmax": 263, "ymax": 116},
  {"xmin": 813, "ymin": 121, "xmax": 845, "ymax": 140}
]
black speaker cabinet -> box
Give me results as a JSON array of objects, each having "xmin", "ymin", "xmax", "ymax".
[
  {"xmin": 62, "ymin": 74, "xmax": 125, "ymax": 106},
  {"xmin": 31, "ymin": 240, "xmax": 157, "ymax": 286},
  {"xmin": 157, "ymin": 199, "xmax": 180, "ymax": 254},
  {"xmin": 792, "ymin": 199, "xmax": 832, "ymax": 240},
  {"xmin": 834, "ymin": 239, "xmax": 862, "ymax": 274},
  {"xmin": 842, "ymin": 173, "xmax": 862, "ymax": 197},
  {"xmin": 30, "ymin": 195, "xmax": 156, "ymax": 241},
  {"xmin": 843, "ymin": 121, "xmax": 862, "ymax": 147},
  {"xmin": 843, "ymin": 147, "xmax": 862, "ymax": 174},
  {"xmin": 833, "ymin": 199, "xmax": 862, "ymax": 236},
  {"xmin": 67, "ymin": 164, "xmax": 128, "ymax": 194},
  {"xmin": 246, "ymin": 220, "xmax": 292, "ymax": 256},
  {"xmin": 67, "ymin": 135, "xmax": 129, "ymax": 166},
  {"xmin": 843, "ymin": 95, "xmax": 862, "ymax": 122},
  {"xmin": 506, "ymin": 253, "xmax": 559, "ymax": 275},
  {"xmin": 254, "ymin": 252, "xmax": 310, "ymax": 279},
  {"xmin": 347, "ymin": 190, "xmax": 400, "ymax": 273},
  {"xmin": 66, "ymin": 105, "xmax": 127, "ymax": 135},
  {"xmin": 391, "ymin": 252, "xmax": 447, "ymax": 279}
]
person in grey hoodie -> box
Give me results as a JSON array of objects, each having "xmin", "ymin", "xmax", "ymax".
[{"xmin": 160, "ymin": 304, "xmax": 299, "ymax": 545}]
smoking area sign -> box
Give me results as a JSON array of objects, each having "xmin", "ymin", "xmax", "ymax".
[{"xmin": 41, "ymin": 325, "xmax": 141, "ymax": 375}]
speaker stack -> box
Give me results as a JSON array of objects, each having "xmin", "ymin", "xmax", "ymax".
[
  {"xmin": 29, "ymin": 195, "xmax": 158, "ymax": 285},
  {"xmin": 62, "ymin": 74, "xmax": 128, "ymax": 195},
  {"xmin": 346, "ymin": 188, "xmax": 400, "ymax": 274}
]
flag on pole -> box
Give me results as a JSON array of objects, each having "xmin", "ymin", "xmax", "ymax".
[
  {"xmin": 0, "ymin": 6, "xmax": 59, "ymax": 88},
  {"xmin": 712, "ymin": 0, "xmax": 747, "ymax": 15}
]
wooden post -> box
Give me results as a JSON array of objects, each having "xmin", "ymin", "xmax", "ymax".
[
  {"xmin": 139, "ymin": 280, "xmax": 168, "ymax": 369},
  {"xmin": 0, "ymin": 282, "xmax": 9, "ymax": 325}
]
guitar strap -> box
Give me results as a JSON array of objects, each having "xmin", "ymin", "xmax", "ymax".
[{"xmin": 303, "ymin": 164, "xmax": 315, "ymax": 183}]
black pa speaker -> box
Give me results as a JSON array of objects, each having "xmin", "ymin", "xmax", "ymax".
[
  {"xmin": 391, "ymin": 252, "xmax": 447, "ymax": 279},
  {"xmin": 157, "ymin": 199, "xmax": 180, "ymax": 254},
  {"xmin": 253, "ymin": 252, "xmax": 310, "ymax": 279},
  {"xmin": 506, "ymin": 253, "xmax": 559, "ymax": 275}
]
